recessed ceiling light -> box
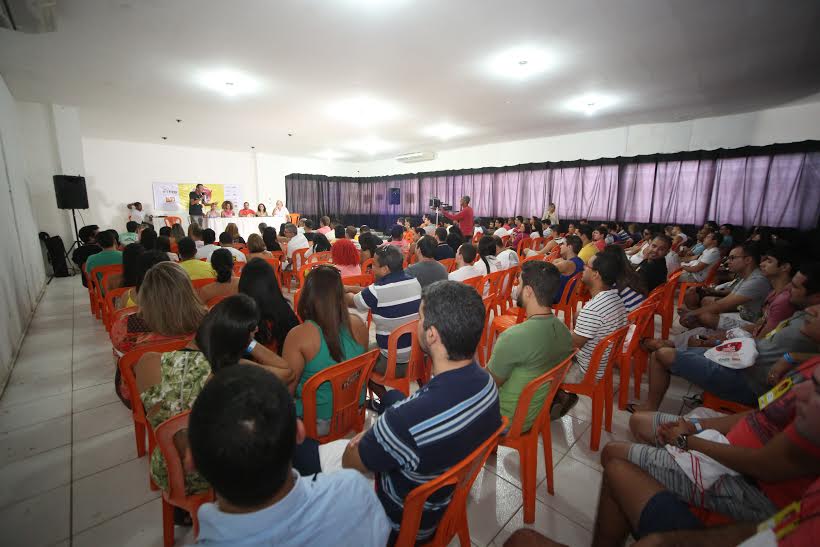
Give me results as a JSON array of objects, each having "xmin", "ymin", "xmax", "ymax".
[
  {"xmin": 197, "ymin": 69, "xmax": 261, "ymax": 97},
  {"xmin": 315, "ymin": 149, "xmax": 349, "ymax": 161},
  {"xmin": 326, "ymin": 95, "xmax": 402, "ymax": 127},
  {"xmin": 345, "ymin": 136, "xmax": 398, "ymax": 155},
  {"xmin": 486, "ymin": 46, "xmax": 555, "ymax": 81},
  {"xmin": 421, "ymin": 122, "xmax": 470, "ymax": 141},
  {"xmin": 565, "ymin": 93, "xmax": 618, "ymax": 115}
]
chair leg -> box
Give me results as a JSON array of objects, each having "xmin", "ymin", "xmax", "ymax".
[
  {"xmin": 521, "ymin": 441, "xmax": 537, "ymax": 524},
  {"xmin": 134, "ymin": 421, "xmax": 146, "ymax": 457},
  {"xmin": 456, "ymin": 511, "xmax": 471, "ymax": 546},
  {"xmin": 590, "ymin": 391, "xmax": 604, "ymax": 451},
  {"xmin": 542, "ymin": 430, "xmax": 555, "ymax": 496},
  {"xmin": 604, "ymin": 375, "xmax": 614, "ymax": 433},
  {"xmin": 618, "ymin": 355, "xmax": 631, "ymax": 410},
  {"xmin": 162, "ymin": 498, "xmax": 175, "ymax": 547}
]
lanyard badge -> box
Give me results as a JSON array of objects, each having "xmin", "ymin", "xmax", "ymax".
[{"xmin": 758, "ymin": 377, "xmax": 793, "ymax": 410}]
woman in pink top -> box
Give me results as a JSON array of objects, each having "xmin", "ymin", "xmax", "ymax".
[
  {"xmin": 221, "ymin": 201, "xmax": 236, "ymax": 218},
  {"xmin": 331, "ymin": 239, "xmax": 361, "ymax": 278}
]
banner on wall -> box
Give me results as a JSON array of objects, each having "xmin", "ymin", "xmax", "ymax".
[{"xmin": 152, "ymin": 183, "xmax": 242, "ymax": 212}]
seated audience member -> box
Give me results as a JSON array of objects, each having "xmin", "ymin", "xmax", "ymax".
[
  {"xmin": 719, "ymin": 223, "xmax": 734, "ymax": 251},
  {"xmin": 386, "ymin": 224, "xmax": 410, "ymax": 254},
  {"xmin": 239, "ymin": 258, "xmax": 299, "ymax": 352},
  {"xmin": 140, "ymin": 227, "xmax": 158, "ymax": 251},
  {"xmin": 85, "ymin": 229, "xmax": 123, "ymax": 288},
  {"xmin": 678, "ymin": 231, "xmax": 722, "ymax": 282},
  {"xmin": 258, "ymin": 222, "xmax": 267, "ymax": 235},
  {"xmin": 626, "ymin": 226, "xmax": 653, "ymax": 256},
  {"xmin": 178, "ymin": 237, "xmax": 216, "ymax": 280},
  {"xmin": 601, "ymin": 245, "xmax": 646, "ymax": 312},
  {"xmin": 207, "ymin": 202, "xmax": 220, "ymax": 218},
  {"xmin": 239, "ymin": 201, "xmax": 256, "ymax": 217},
  {"xmin": 474, "ymin": 218, "xmax": 485, "ymax": 236},
  {"xmin": 339, "ymin": 281, "xmax": 501, "ymax": 543},
  {"xmin": 345, "ymin": 226, "xmax": 361, "ymax": 249},
  {"xmin": 549, "ymin": 235, "xmax": 585, "ymax": 304},
  {"xmin": 198, "ymin": 248, "xmax": 240, "ymax": 304},
  {"xmin": 530, "ymin": 218, "xmax": 543, "ymax": 239},
  {"xmin": 577, "ymin": 224, "xmax": 598, "ymax": 264},
  {"xmin": 117, "ymin": 249, "xmax": 167, "ymax": 309},
  {"xmin": 307, "ymin": 233, "xmax": 331, "ymax": 258},
  {"xmin": 135, "ymin": 295, "xmax": 293, "ymax": 500},
  {"xmin": 488, "ymin": 261, "xmax": 573, "ymax": 431},
  {"xmin": 446, "ymin": 224, "xmax": 465, "ymax": 254},
  {"xmin": 493, "ymin": 218, "xmax": 511, "ymax": 239},
  {"xmin": 554, "ymin": 252, "xmax": 628, "ymax": 414},
  {"xmin": 332, "ymin": 224, "xmax": 345, "ymax": 242},
  {"xmin": 596, "ymin": 357, "xmax": 820, "ymax": 542},
  {"xmin": 119, "ymin": 221, "xmax": 139, "ymax": 245},
  {"xmin": 331, "ymin": 238, "xmax": 361, "ymax": 278},
  {"xmin": 283, "ymin": 223, "xmax": 309, "ymax": 269},
  {"xmin": 262, "ymin": 226, "xmax": 283, "ymax": 254},
  {"xmin": 246, "ymin": 233, "xmax": 272, "ymax": 261},
  {"xmin": 420, "ymin": 214, "xmax": 436, "ymax": 236},
  {"xmin": 541, "ymin": 219, "xmax": 553, "ymax": 238},
  {"xmin": 283, "ymin": 266, "xmax": 368, "ymax": 435},
  {"xmin": 679, "ymin": 242, "xmax": 771, "ymax": 330},
  {"xmin": 170, "ymin": 223, "xmax": 186, "ymax": 244},
  {"xmin": 406, "ymin": 236, "xmax": 448, "ymax": 288},
  {"xmin": 669, "ymin": 224, "xmax": 688, "ymax": 248},
  {"xmin": 402, "ymin": 219, "xmax": 415, "ymax": 246},
  {"xmin": 344, "ymin": 245, "xmax": 421, "ymax": 406},
  {"xmin": 188, "ymin": 223, "xmax": 204, "ymax": 248},
  {"xmin": 159, "ymin": 226, "xmax": 172, "ymax": 239},
  {"xmin": 433, "ymin": 227, "xmax": 455, "ymax": 260},
  {"xmin": 189, "ymin": 365, "xmax": 391, "ymax": 547},
  {"xmin": 195, "ymin": 229, "xmax": 219, "ymax": 260},
  {"xmin": 221, "ymin": 201, "xmax": 236, "ymax": 218},
  {"xmin": 358, "ymin": 232, "xmax": 380, "ymax": 264},
  {"xmin": 511, "ymin": 220, "xmax": 531, "ymax": 250},
  {"xmin": 317, "ymin": 216, "xmax": 332, "ymax": 235},
  {"xmin": 449, "ymin": 243, "xmax": 481, "ymax": 282},
  {"xmin": 156, "ymin": 235, "xmax": 179, "ymax": 262},
  {"xmin": 592, "ymin": 225, "xmax": 607, "ymax": 251},
  {"xmin": 225, "ymin": 222, "xmax": 245, "ymax": 244},
  {"xmin": 634, "ymin": 234, "xmax": 670, "ymax": 293},
  {"xmin": 108, "ymin": 243, "xmax": 144, "ymax": 295},
  {"xmin": 111, "ymin": 260, "xmax": 204, "ymax": 354},
  {"xmin": 495, "ymin": 235, "xmax": 520, "ymax": 270},
  {"xmin": 217, "ymin": 232, "xmax": 247, "ymax": 263},
  {"xmin": 678, "ymin": 227, "xmax": 709, "ymax": 260},
  {"xmin": 73, "ymin": 224, "xmax": 102, "ymax": 286},
  {"xmin": 639, "ymin": 263, "xmax": 820, "ymax": 410},
  {"xmin": 474, "ymin": 236, "xmax": 500, "ymax": 277}
]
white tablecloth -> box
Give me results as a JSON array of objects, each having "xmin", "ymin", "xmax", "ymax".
[{"xmin": 206, "ymin": 216, "xmax": 286, "ymax": 241}]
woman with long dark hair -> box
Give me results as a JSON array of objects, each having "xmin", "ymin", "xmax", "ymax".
[
  {"xmin": 308, "ymin": 232, "xmax": 332, "ymax": 257},
  {"xmin": 282, "ymin": 265, "xmax": 368, "ymax": 435},
  {"xmin": 359, "ymin": 232, "xmax": 381, "ymax": 264},
  {"xmin": 140, "ymin": 228, "xmax": 158, "ymax": 250},
  {"xmin": 198, "ymin": 248, "xmax": 239, "ymax": 304},
  {"xmin": 109, "ymin": 242, "xmax": 144, "ymax": 291},
  {"xmin": 475, "ymin": 235, "xmax": 500, "ymax": 276},
  {"xmin": 238, "ymin": 258, "xmax": 299, "ymax": 352},
  {"xmin": 262, "ymin": 226, "xmax": 282, "ymax": 252},
  {"xmin": 601, "ymin": 244, "xmax": 646, "ymax": 311}
]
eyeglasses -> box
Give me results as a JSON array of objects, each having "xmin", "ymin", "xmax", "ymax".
[{"xmin": 727, "ymin": 255, "xmax": 747, "ymax": 261}]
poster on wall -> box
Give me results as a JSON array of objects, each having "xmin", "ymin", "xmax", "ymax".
[{"xmin": 152, "ymin": 183, "xmax": 242, "ymax": 212}]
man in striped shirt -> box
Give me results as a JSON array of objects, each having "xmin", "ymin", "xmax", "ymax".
[
  {"xmin": 342, "ymin": 281, "xmax": 501, "ymax": 543},
  {"xmin": 345, "ymin": 245, "xmax": 422, "ymax": 407}
]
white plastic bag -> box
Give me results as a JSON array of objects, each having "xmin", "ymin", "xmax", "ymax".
[
  {"xmin": 704, "ymin": 337, "xmax": 758, "ymax": 369},
  {"xmin": 726, "ymin": 327, "xmax": 753, "ymax": 339},
  {"xmin": 665, "ymin": 429, "xmax": 739, "ymax": 491}
]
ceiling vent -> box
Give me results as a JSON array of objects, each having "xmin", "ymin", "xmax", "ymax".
[
  {"xmin": 0, "ymin": 0, "xmax": 58, "ymax": 33},
  {"xmin": 395, "ymin": 151, "xmax": 436, "ymax": 163}
]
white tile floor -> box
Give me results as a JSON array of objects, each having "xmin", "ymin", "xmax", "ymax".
[{"xmin": 0, "ymin": 277, "xmax": 693, "ymax": 547}]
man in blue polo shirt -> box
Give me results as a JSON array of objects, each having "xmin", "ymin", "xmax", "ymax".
[
  {"xmin": 341, "ymin": 281, "xmax": 502, "ymax": 543},
  {"xmin": 345, "ymin": 245, "xmax": 421, "ymax": 409}
]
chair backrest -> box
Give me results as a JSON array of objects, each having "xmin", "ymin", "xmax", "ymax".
[
  {"xmin": 438, "ymin": 258, "xmax": 455, "ymax": 273},
  {"xmin": 103, "ymin": 286, "xmax": 133, "ymax": 329},
  {"xmin": 191, "ymin": 277, "xmax": 216, "ymax": 290},
  {"xmin": 516, "ymin": 237, "xmax": 534, "ymax": 257},
  {"xmin": 505, "ymin": 350, "xmax": 577, "ymax": 439},
  {"xmin": 291, "ymin": 247, "xmax": 309, "ymax": 272},
  {"xmin": 360, "ymin": 257, "xmax": 375, "ymax": 276},
  {"xmin": 462, "ymin": 275, "xmax": 484, "ymax": 293},
  {"xmin": 501, "ymin": 235, "xmax": 511, "ymax": 247},
  {"xmin": 556, "ymin": 272, "xmax": 582, "ymax": 307},
  {"xmin": 341, "ymin": 274, "xmax": 373, "ymax": 288},
  {"xmin": 297, "ymin": 261, "xmax": 330, "ymax": 287},
  {"xmin": 263, "ymin": 257, "xmax": 282, "ymax": 288},
  {"xmin": 383, "ymin": 319, "xmax": 423, "ymax": 383},
  {"xmin": 575, "ymin": 326, "xmax": 630, "ymax": 385},
  {"xmin": 232, "ymin": 261, "xmax": 246, "ymax": 275},
  {"xmin": 268, "ymin": 250, "xmax": 284, "ymax": 261},
  {"xmin": 307, "ymin": 251, "xmax": 332, "ymax": 264},
  {"xmin": 394, "ymin": 417, "xmax": 508, "ymax": 547},
  {"xmin": 546, "ymin": 246, "xmax": 561, "ymax": 262},
  {"xmin": 497, "ymin": 266, "xmax": 519, "ymax": 302},
  {"xmin": 471, "ymin": 232, "xmax": 482, "ymax": 244},
  {"xmin": 164, "ymin": 216, "xmax": 182, "ymax": 228},
  {"xmin": 703, "ymin": 261, "xmax": 721, "ymax": 285},
  {"xmin": 482, "ymin": 270, "xmax": 505, "ymax": 297},
  {"xmin": 206, "ymin": 294, "xmax": 229, "ymax": 308},
  {"xmin": 522, "ymin": 254, "xmax": 547, "ymax": 264},
  {"xmin": 623, "ymin": 303, "xmax": 657, "ymax": 356},
  {"xmin": 301, "ymin": 349, "xmax": 380, "ymax": 443},
  {"xmin": 288, "ymin": 213, "xmax": 300, "ymax": 225}
]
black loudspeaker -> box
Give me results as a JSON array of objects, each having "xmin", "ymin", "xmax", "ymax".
[
  {"xmin": 389, "ymin": 187, "xmax": 401, "ymax": 205},
  {"xmin": 53, "ymin": 175, "xmax": 89, "ymax": 209}
]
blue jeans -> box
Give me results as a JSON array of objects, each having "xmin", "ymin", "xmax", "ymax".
[{"xmin": 669, "ymin": 348, "xmax": 758, "ymax": 407}]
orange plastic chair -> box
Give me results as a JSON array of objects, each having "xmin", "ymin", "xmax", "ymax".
[
  {"xmin": 163, "ymin": 216, "xmax": 182, "ymax": 228},
  {"xmin": 617, "ymin": 301, "xmax": 659, "ymax": 410},
  {"xmin": 701, "ymin": 392, "xmax": 753, "ymax": 414},
  {"xmin": 361, "ymin": 257, "xmax": 375, "ymax": 277},
  {"xmin": 117, "ymin": 339, "xmax": 192, "ymax": 460},
  {"xmin": 475, "ymin": 294, "xmax": 498, "ymax": 367},
  {"xmin": 438, "ymin": 258, "xmax": 455, "ymax": 273},
  {"xmin": 90, "ymin": 264, "xmax": 123, "ymax": 319},
  {"xmin": 552, "ymin": 272, "xmax": 582, "ymax": 328},
  {"xmin": 486, "ymin": 307, "xmax": 526, "ymax": 359},
  {"xmin": 521, "ymin": 254, "xmax": 548, "ymax": 265},
  {"xmin": 206, "ymin": 294, "xmax": 229, "ymax": 308},
  {"xmin": 369, "ymin": 319, "xmax": 428, "ymax": 397},
  {"xmin": 659, "ymin": 270, "xmax": 683, "ymax": 338},
  {"xmin": 232, "ymin": 261, "xmax": 246, "ymax": 276},
  {"xmin": 631, "ymin": 285, "xmax": 666, "ymax": 398},
  {"xmin": 282, "ymin": 248, "xmax": 309, "ymax": 292},
  {"xmin": 561, "ymin": 326, "xmax": 630, "ymax": 450},
  {"xmin": 516, "ymin": 237, "xmax": 534, "ymax": 258},
  {"xmin": 190, "ymin": 277, "xmax": 216, "ymax": 290},
  {"xmin": 263, "ymin": 257, "xmax": 283, "ymax": 288},
  {"xmin": 494, "ymin": 267, "xmax": 520, "ymax": 315},
  {"xmin": 154, "ymin": 411, "xmax": 215, "ymax": 547},
  {"xmin": 471, "ymin": 232, "xmax": 482, "ymax": 244},
  {"xmin": 546, "ymin": 246, "xmax": 561, "ymax": 262},
  {"xmin": 268, "ymin": 250, "xmax": 285, "ymax": 261},
  {"xmin": 462, "ymin": 275, "xmax": 484, "ymax": 293},
  {"xmin": 676, "ymin": 261, "xmax": 721, "ymax": 309},
  {"xmin": 342, "ymin": 275, "xmax": 374, "ymax": 328},
  {"xmin": 482, "ymin": 270, "xmax": 505, "ymax": 298},
  {"xmin": 82, "ymin": 263, "xmax": 96, "ymax": 315},
  {"xmin": 288, "ymin": 213, "xmax": 300, "ymax": 225},
  {"xmin": 308, "ymin": 251, "xmax": 332, "ymax": 264},
  {"xmin": 499, "ymin": 351, "xmax": 576, "ymax": 523},
  {"xmin": 301, "ymin": 349, "xmax": 380, "ymax": 443},
  {"xmin": 393, "ymin": 417, "xmax": 508, "ymax": 547},
  {"xmin": 501, "ymin": 235, "xmax": 511, "ymax": 247},
  {"xmin": 103, "ymin": 286, "xmax": 133, "ymax": 331}
]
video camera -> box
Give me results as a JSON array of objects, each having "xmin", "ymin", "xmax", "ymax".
[{"xmin": 429, "ymin": 197, "xmax": 453, "ymax": 211}]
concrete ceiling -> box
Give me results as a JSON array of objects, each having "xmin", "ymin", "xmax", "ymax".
[{"xmin": 2, "ymin": 0, "xmax": 819, "ymax": 161}]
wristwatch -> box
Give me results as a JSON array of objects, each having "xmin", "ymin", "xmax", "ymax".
[{"xmin": 675, "ymin": 433, "xmax": 689, "ymax": 451}]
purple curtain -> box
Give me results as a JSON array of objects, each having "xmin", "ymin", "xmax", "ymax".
[{"xmin": 286, "ymin": 147, "xmax": 820, "ymax": 229}]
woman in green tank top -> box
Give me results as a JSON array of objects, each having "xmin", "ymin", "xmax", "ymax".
[{"xmin": 282, "ymin": 266, "xmax": 370, "ymax": 435}]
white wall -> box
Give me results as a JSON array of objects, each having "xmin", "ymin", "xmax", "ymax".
[
  {"xmin": 0, "ymin": 77, "xmax": 47, "ymax": 394},
  {"xmin": 356, "ymin": 101, "xmax": 820, "ymax": 176}
]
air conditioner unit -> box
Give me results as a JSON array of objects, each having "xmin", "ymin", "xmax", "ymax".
[
  {"xmin": 0, "ymin": 0, "xmax": 58, "ymax": 33},
  {"xmin": 395, "ymin": 151, "xmax": 436, "ymax": 163}
]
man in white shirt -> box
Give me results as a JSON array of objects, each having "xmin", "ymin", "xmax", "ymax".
[
  {"xmin": 542, "ymin": 202, "xmax": 559, "ymax": 226},
  {"xmin": 195, "ymin": 229, "xmax": 221, "ymax": 260},
  {"xmin": 284, "ymin": 223, "xmax": 309, "ymax": 269},
  {"xmin": 420, "ymin": 214, "xmax": 436, "ymax": 236},
  {"xmin": 218, "ymin": 232, "xmax": 247, "ymax": 262},
  {"xmin": 449, "ymin": 243, "xmax": 481, "ymax": 282},
  {"xmin": 494, "ymin": 236, "xmax": 519, "ymax": 270},
  {"xmin": 679, "ymin": 232, "xmax": 722, "ymax": 282},
  {"xmin": 629, "ymin": 232, "xmax": 682, "ymax": 274},
  {"xmin": 127, "ymin": 202, "xmax": 145, "ymax": 223},
  {"xmin": 473, "ymin": 220, "xmax": 484, "ymax": 236},
  {"xmin": 493, "ymin": 218, "xmax": 511, "ymax": 239}
]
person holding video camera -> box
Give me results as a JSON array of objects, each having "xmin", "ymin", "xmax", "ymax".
[{"xmin": 443, "ymin": 195, "xmax": 474, "ymax": 237}]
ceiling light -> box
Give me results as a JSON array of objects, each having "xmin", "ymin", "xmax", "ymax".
[
  {"xmin": 326, "ymin": 95, "xmax": 402, "ymax": 127},
  {"xmin": 315, "ymin": 149, "xmax": 349, "ymax": 161},
  {"xmin": 197, "ymin": 69, "xmax": 261, "ymax": 97},
  {"xmin": 421, "ymin": 122, "xmax": 469, "ymax": 141},
  {"xmin": 345, "ymin": 136, "xmax": 398, "ymax": 155},
  {"xmin": 486, "ymin": 46, "xmax": 554, "ymax": 81},
  {"xmin": 565, "ymin": 93, "xmax": 617, "ymax": 115}
]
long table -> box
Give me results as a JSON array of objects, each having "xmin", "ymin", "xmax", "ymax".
[{"xmin": 206, "ymin": 216, "xmax": 287, "ymax": 241}]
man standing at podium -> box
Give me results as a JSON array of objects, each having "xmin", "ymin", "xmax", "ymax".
[
  {"xmin": 189, "ymin": 184, "xmax": 208, "ymax": 228},
  {"xmin": 444, "ymin": 195, "xmax": 474, "ymax": 237}
]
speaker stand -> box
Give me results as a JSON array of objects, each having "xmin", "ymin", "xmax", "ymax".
[{"xmin": 49, "ymin": 208, "xmax": 82, "ymax": 283}]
